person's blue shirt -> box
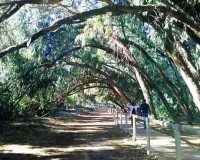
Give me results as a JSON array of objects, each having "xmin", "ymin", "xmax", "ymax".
[{"xmin": 140, "ymin": 102, "xmax": 149, "ymax": 114}]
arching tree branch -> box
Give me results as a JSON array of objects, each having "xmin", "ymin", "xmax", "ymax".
[{"xmin": 1, "ymin": 4, "xmax": 199, "ymax": 58}]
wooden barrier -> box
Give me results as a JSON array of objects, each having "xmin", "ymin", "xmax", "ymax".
[
  {"xmin": 125, "ymin": 113, "xmax": 128, "ymax": 133},
  {"xmin": 146, "ymin": 117, "xmax": 150, "ymax": 155},
  {"xmin": 120, "ymin": 112, "xmax": 123, "ymax": 128},
  {"xmin": 132, "ymin": 115, "xmax": 136, "ymax": 141},
  {"xmin": 174, "ymin": 124, "xmax": 181, "ymax": 160},
  {"xmin": 133, "ymin": 115, "xmax": 181, "ymax": 160},
  {"xmin": 113, "ymin": 109, "xmax": 116, "ymax": 124},
  {"xmin": 113, "ymin": 109, "xmax": 200, "ymax": 160},
  {"xmin": 116, "ymin": 111, "xmax": 119, "ymax": 125}
]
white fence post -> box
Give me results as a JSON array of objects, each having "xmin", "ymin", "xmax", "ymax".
[
  {"xmin": 113, "ymin": 109, "xmax": 116, "ymax": 124},
  {"xmin": 117, "ymin": 111, "xmax": 119, "ymax": 125},
  {"xmin": 174, "ymin": 124, "xmax": 181, "ymax": 160},
  {"xmin": 146, "ymin": 117, "xmax": 150, "ymax": 155},
  {"xmin": 125, "ymin": 112, "xmax": 128, "ymax": 133},
  {"xmin": 120, "ymin": 112, "xmax": 123, "ymax": 128},
  {"xmin": 132, "ymin": 115, "xmax": 136, "ymax": 141}
]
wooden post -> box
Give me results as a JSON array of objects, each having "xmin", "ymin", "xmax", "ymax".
[
  {"xmin": 132, "ymin": 115, "xmax": 136, "ymax": 141},
  {"xmin": 174, "ymin": 124, "xmax": 181, "ymax": 160},
  {"xmin": 146, "ymin": 117, "xmax": 150, "ymax": 155},
  {"xmin": 113, "ymin": 109, "xmax": 116, "ymax": 124},
  {"xmin": 117, "ymin": 111, "xmax": 119, "ymax": 125},
  {"xmin": 125, "ymin": 112, "xmax": 128, "ymax": 133},
  {"xmin": 120, "ymin": 112, "xmax": 123, "ymax": 128}
]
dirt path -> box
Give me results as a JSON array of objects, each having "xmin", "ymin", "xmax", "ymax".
[{"xmin": 0, "ymin": 110, "xmax": 155, "ymax": 160}]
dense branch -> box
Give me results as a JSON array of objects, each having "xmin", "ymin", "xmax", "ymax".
[
  {"xmin": 165, "ymin": 30, "xmax": 200, "ymax": 110},
  {"xmin": 62, "ymin": 60, "xmax": 131, "ymax": 106},
  {"xmin": 1, "ymin": 4, "xmax": 199, "ymax": 58},
  {"xmin": 88, "ymin": 40, "xmax": 178, "ymax": 121},
  {"xmin": 0, "ymin": 0, "xmax": 62, "ymax": 23},
  {"xmin": 0, "ymin": 0, "xmax": 62, "ymax": 6},
  {"xmin": 68, "ymin": 84, "xmax": 110, "ymax": 96},
  {"xmin": 19, "ymin": 46, "xmax": 81, "ymax": 78},
  {"xmin": 66, "ymin": 77, "xmax": 107, "ymax": 94},
  {"xmin": 180, "ymin": 42, "xmax": 200, "ymax": 81},
  {"xmin": 0, "ymin": 4, "xmax": 24, "ymax": 23},
  {"xmin": 125, "ymin": 38, "xmax": 193, "ymax": 122}
]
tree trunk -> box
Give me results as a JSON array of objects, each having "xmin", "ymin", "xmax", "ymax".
[
  {"xmin": 180, "ymin": 42, "xmax": 200, "ymax": 81},
  {"xmin": 134, "ymin": 68, "xmax": 157, "ymax": 119},
  {"xmin": 89, "ymin": 42, "xmax": 179, "ymax": 121},
  {"xmin": 111, "ymin": 37, "xmax": 157, "ymax": 118},
  {"xmin": 111, "ymin": 38, "xmax": 178, "ymax": 120},
  {"xmin": 103, "ymin": 74, "xmax": 131, "ymax": 106},
  {"xmin": 165, "ymin": 32, "xmax": 200, "ymax": 110},
  {"xmin": 127, "ymin": 39, "xmax": 193, "ymax": 123}
]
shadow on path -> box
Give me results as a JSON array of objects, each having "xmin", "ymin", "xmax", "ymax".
[{"xmin": 0, "ymin": 110, "xmax": 155, "ymax": 160}]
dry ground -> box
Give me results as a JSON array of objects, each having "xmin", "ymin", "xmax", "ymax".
[
  {"xmin": 0, "ymin": 110, "xmax": 156, "ymax": 160},
  {"xmin": 149, "ymin": 123, "xmax": 200, "ymax": 149}
]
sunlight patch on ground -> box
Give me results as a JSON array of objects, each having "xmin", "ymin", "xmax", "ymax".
[
  {"xmin": 78, "ymin": 119, "xmax": 110, "ymax": 122},
  {"xmin": 0, "ymin": 144, "xmax": 115, "ymax": 156},
  {"xmin": 96, "ymin": 138, "xmax": 138, "ymax": 147},
  {"xmin": 49, "ymin": 125, "xmax": 108, "ymax": 133},
  {"xmin": 0, "ymin": 144, "xmax": 49, "ymax": 156},
  {"xmin": 55, "ymin": 129, "xmax": 105, "ymax": 133},
  {"xmin": 79, "ymin": 115, "xmax": 111, "ymax": 118},
  {"xmin": 65, "ymin": 146, "xmax": 115, "ymax": 152},
  {"xmin": 188, "ymin": 139, "xmax": 200, "ymax": 144},
  {"xmin": 61, "ymin": 122, "xmax": 115, "ymax": 126}
]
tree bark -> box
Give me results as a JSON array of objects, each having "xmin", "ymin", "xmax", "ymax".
[
  {"xmin": 88, "ymin": 42, "xmax": 180, "ymax": 121},
  {"xmin": 165, "ymin": 31, "xmax": 200, "ymax": 110},
  {"xmin": 111, "ymin": 37, "xmax": 157, "ymax": 119},
  {"xmin": 180, "ymin": 42, "xmax": 200, "ymax": 81},
  {"xmin": 126, "ymin": 39, "xmax": 193, "ymax": 123},
  {"xmin": 134, "ymin": 68, "xmax": 156, "ymax": 118}
]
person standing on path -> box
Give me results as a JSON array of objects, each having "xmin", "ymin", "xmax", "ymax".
[
  {"xmin": 140, "ymin": 99, "xmax": 150, "ymax": 129},
  {"xmin": 127, "ymin": 103, "xmax": 140, "ymax": 126}
]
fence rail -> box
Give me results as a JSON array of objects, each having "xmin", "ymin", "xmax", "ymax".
[{"xmin": 110, "ymin": 108, "xmax": 200, "ymax": 160}]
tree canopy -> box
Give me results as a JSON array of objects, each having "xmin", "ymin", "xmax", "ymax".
[{"xmin": 0, "ymin": 0, "xmax": 200, "ymax": 123}]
